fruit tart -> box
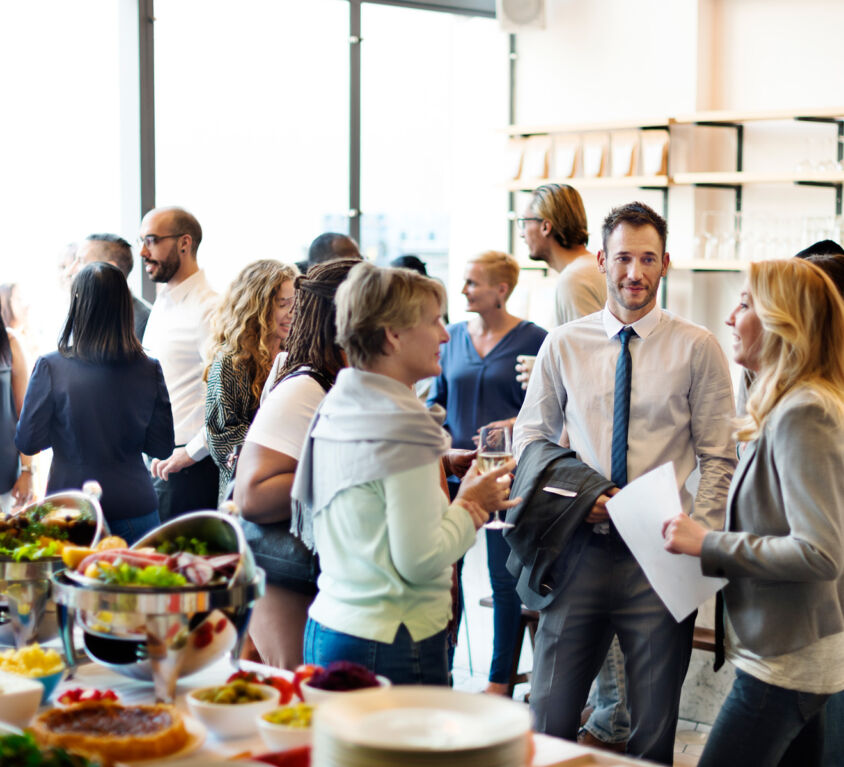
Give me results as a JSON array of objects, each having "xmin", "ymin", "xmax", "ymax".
[{"xmin": 31, "ymin": 699, "xmax": 189, "ymax": 763}]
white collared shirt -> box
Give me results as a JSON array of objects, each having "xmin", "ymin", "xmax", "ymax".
[
  {"xmin": 514, "ymin": 306, "xmax": 737, "ymax": 530},
  {"xmin": 142, "ymin": 270, "xmax": 218, "ymax": 460}
]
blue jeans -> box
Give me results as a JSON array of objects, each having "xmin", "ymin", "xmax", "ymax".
[
  {"xmin": 823, "ymin": 690, "xmax": 844, "ymax": 766},
  {"xmin": 486, "ymin": 527, "xmax": 522, "ymax": 684},
  {"xmin": 304, "ymin": 619, "xmax": 449, "ymax": 686},
  {"xmin": 700, "ymin": 669, "xmax": 828, "ymax": 767},
  {"xmin": 107, "ymin": 510, "xmax": 161, "ymax": 546},
  {"xmin": 584, "ymin": 635, "xmax": 630, "ymax": 743}
]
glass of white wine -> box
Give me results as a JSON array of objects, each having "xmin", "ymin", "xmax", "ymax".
[{"xmin": 478, "ymin": 425, "xmax": 513, "ymax": 530}]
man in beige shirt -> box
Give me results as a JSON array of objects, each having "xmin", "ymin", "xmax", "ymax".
[{"xmin": 518, "ymin": 183, "xmax": 606, "ymax": 326}]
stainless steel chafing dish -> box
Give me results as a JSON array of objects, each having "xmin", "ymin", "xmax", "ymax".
[
  {"xmin": 0, "ymin": 482, "xmax": 106, "ymax": 647},
  {"xmin": 51, "ymin": 509, "xmax": 264, "ymax": 703}
]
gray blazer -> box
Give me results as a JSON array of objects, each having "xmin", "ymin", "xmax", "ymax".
[{"xmin": 701, "ymin": 388, "xmax": 844, "ymax": 657}]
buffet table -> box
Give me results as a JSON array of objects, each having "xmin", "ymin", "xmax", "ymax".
[{"xmin": 50, "ymin": 657, "xmax": 650, "ymax": 766}]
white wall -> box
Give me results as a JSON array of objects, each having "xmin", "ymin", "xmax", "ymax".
[{"xmin": 509, "ymin": 0, "xmax": 844, "ymax": 355}]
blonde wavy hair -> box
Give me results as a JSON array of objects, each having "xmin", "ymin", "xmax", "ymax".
[
  {"xmin": 738, "ymin": 258, "xmax": 844, "ymax": 442},
  {"xmin": 206, "ymin": 259, "xmax": 297, "ymax": 402}
]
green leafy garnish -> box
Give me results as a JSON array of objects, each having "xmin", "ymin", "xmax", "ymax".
[
  {"xmin": 155, "ymin": 536, "xmax": 209, "ymax": 556},
  {"xmin": 0, "ymin": 731, "xmax": 102, "ymax": 766},
  {"xmin": 97, "ymin": 562, "xmax": 187, "ymax": 588}
]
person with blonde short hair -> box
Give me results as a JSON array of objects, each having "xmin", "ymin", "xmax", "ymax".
[
  {"xmin": 427, "ymin": 251, "xmax": 546, "ymax": 695},
  {"xmin": 664, "ymin": 258, "xmax": 844, "ymax": 767},
  {"xmin": 291, "ymin": 261, "xmax": 520, "ymax": 685}
]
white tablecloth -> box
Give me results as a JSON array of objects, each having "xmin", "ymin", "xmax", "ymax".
[{"xmin": 51, "ymin": 658, "xmax": 647, "ymax": 766}]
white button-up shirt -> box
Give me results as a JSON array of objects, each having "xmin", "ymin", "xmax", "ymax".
[
  {"xmin": 142, "ymin": 270, "xmax": 218, "ymax": 460},
  {"xmin": 514, "ymin": 306, "xmax": 736, "ymax": 530}
]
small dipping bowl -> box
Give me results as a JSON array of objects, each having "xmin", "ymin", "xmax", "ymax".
[
  {"xmin": 187, "ymin": 682, "xmax": 280, "ymax": 739},
  {"xmin": 257, "ymin": 702, "xmax": 315, "ymax": 751}
]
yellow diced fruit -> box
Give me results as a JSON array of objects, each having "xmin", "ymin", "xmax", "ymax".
[
  {"xmin": 95, "ymin": 536, "xmax": 128, "ymax": 551},
  {"xmin": 62, "ymin": 545, "xmax": 94, "ymax": 569},
  {"xmin": 84, "ymin": 563, "xmax": 101, "ymax": 578}
]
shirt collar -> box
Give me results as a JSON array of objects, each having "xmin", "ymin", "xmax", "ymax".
[
  {"xmin": 159, "ymin": 269, "xmax": 207, "ymax": 304},
  {"xmin": 601, "ymin": 304, "xmax": 662, "ymax": 341}
]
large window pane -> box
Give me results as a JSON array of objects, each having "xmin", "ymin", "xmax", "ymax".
[
  {"xmin": 360, "ymin": 4, "xmax": 509, "ymax": 315},
  {"xmin": 0, "ymin": 1, "xmax": 124, "ymax": 355},
  {"xmin": 154, "ymin": 0, "xmax": 349, "ymax": 291}
]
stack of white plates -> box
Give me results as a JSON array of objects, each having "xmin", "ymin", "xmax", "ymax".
[{"xmin": 312, "ymin": 686, "xmax": 531, "ymax": 767}]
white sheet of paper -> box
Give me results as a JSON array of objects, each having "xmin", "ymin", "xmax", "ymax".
[{"xmin": 606, "ymin": 462, "xmax": 727, "ymax": 622}]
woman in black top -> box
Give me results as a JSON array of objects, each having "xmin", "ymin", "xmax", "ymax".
[{"xmin": 15, "ymin": 263, "xmax": 174, "ymax": 543}]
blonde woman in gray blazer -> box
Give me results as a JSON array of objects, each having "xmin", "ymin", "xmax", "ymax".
[{"xmin": 663, "ymin": 257, "xmax": 844, "ymax": 767}]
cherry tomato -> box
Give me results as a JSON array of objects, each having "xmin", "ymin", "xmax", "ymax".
[{"xmin": 292, "ymin": 664, "xmax": 322, "ymax": 701}]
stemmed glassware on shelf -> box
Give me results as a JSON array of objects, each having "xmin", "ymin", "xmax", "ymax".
[{"xmin": 478, "ymin": 425, "xmax": 514, "ymax": 530}]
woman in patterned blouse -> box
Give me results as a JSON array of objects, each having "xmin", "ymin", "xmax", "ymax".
[{"xmin": 205, "ymin": 260, "xmax": 297, "ymax": 502}]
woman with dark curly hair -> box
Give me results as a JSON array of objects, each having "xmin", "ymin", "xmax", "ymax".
[
  {"xmin": 234, "ymin": 257, "xmax": 358, "ymax": 669},
  {"xmin": 204, "ymin": 260, "xmax": 297, "ymax": 502}
]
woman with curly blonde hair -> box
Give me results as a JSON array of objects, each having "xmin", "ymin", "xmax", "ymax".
[{"xmin": 205, "ymin": 259, "xmax": 297, "ymax": 501}]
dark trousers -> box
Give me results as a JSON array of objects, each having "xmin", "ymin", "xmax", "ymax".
[
  {"xmin": 486, "ymin": 526, "xmax": 523, "ymax": 684},
  {"xmin": 530, "ymin": 534, "xmax": 695, "ymax": 765},
  {"xmin": 152, "ymin": 454, "xmax": 219, "ymax": 522},
  {"xmin": 700, "ymin": 668, "xmax": 828, "ymax": 767}
]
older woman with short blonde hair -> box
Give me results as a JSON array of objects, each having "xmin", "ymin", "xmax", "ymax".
[{"xmin": 292, "ymin": 261, "xmax": 519, "ymax": 685}]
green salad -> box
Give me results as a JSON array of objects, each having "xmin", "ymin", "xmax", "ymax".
[
  {"xmin": 94, "ymin": 562, "xmax": 188, "ymax": 588},
  {"xmin": 0, "ymin": 731, "xmax": 102, "ymax": 767}
]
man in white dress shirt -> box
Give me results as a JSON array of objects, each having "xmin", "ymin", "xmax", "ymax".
[
  {"xmin": 513, "ymin": 202, "xmax": 736, "ymax": 765},
  {"xmin": 140, "ymin": 206, "xmax": 219, "ymax": 520}
]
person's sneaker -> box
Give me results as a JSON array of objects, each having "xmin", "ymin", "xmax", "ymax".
[{"xmin": 577, "ymin": 728, "xmax": 628, "ymax": 754}]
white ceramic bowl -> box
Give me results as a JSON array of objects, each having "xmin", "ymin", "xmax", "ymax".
[
  {"xmin": 257, "ymin": 704, "xmax": 314, "ymax": 751},
  {"xmin": 300, "ymin": 675, "xmax": 390, "ymax": 704},
  {"xmin": 186, "ymin": 682, "xmax": 280, "ymax": 739},
  {"xmin": 0, "ymin": 670, "xmax": 44, "ymax": 727}
]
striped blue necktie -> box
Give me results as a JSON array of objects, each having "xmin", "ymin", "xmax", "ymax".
[{"xmin": 611, "ymin": 326, "xmax": 636, "ymax": 488}]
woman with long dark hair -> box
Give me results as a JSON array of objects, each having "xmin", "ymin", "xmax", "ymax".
[{"xmin": 15, "ymin": 262, "xmax": 174, "ymax": 543}]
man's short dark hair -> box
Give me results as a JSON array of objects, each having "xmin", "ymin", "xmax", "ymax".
[
  {"xmin": 85, "ymin": 233, "xmax": 134, "ymax": 278},
  {"xmin": 601, "ymin": 201, "xmax": 668, "ymax": 256},
  {"xmin": 390, "ymin": 255, "xmax": 428, "ymax": 276},
  {"xmin": 307, "ymin": 232, "xmax": 359, "ymax": 266},
  {"xmin": 795, "ymin": 239, "xmax": 844, "ymax": 259}
]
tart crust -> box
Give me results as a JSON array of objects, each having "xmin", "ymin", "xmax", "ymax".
[{"xmin": 31, "ymin": 700, "xmax": 189, "ymax": 763}]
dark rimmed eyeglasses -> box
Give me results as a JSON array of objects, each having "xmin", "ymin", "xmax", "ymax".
[
  {"xmin": 137, "ymin": 233, "xmax": 186, "ymax": 248},
  {"xmin": 515, "ymin": 217, "xmax": 543, "ymax": 232}
]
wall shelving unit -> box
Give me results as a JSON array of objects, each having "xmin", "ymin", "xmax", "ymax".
[{"xmin": 506, "ymin": 106, "xmax": 844, "ymax": 272}]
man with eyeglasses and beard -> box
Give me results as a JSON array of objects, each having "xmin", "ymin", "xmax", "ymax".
[{"xmin": 139, "ymin": 206, "xmax": 219, "ymax": 520}]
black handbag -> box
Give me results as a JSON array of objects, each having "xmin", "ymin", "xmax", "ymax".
[{"xmin": 234, "ymin": 367, "xmax": 333, "ymax": 595}]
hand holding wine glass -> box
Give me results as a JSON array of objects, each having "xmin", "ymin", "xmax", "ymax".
[{"xmin": 479, "ymin": 425, "xmax": 516, "ymax": 529}]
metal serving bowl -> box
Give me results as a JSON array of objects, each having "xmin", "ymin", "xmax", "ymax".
[
  {"xmin": 132, "ymin": 509, "xmax": 257, "ymax": 586},
  {"xmin": 51, "ymin": 568, "xmax": 265, "ymax": 703},
  {"xmin": 0, "ymin": 483, "xmax": 106, "ymax": 647},
  {"xmin": 50, "ymin": 509, "xmax": 263, "ymax": 702}
]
